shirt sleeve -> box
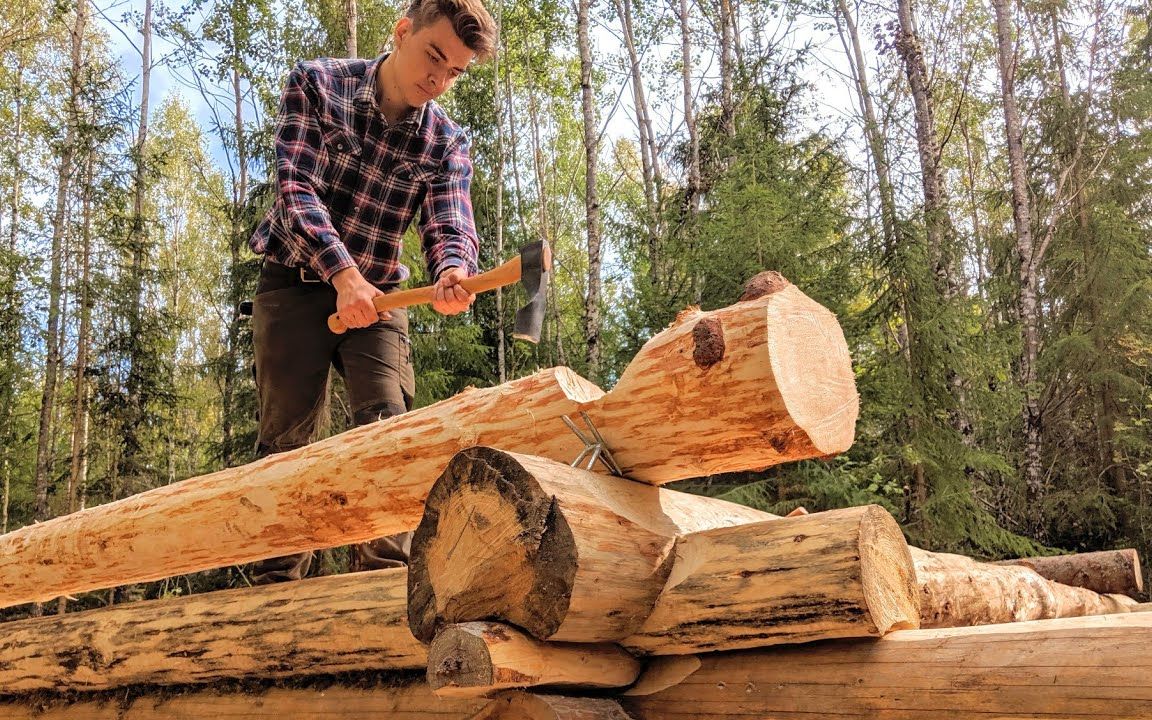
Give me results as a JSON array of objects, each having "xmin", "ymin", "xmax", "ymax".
[
  {"xmin": 418, "ymin": 132, "xmax": 481, "ymax": 280},
  {"xmin": 274, "ymin": 64, "xmax": 356, "ymax": 281}
]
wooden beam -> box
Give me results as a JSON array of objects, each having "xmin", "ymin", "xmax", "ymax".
[
  {"xmin": 622, "ymin": 614, "xmax": 1152, "ymax": 719},
  {"xmin": 407, "ymin": 449, "xmax": 776, "ymax": 643},
  {"xmin": 622, "ymin": 506, "xmax": 920, "ymax": 654},
  {"xmin": 913, "ymin": 547, "xmax": 1137, "ymax": 627},
  {"xmin": 0, "ymin": 568, "xmax": 423, "ymax": 693},
  {"xmin": 0, "ymin": 681, "xmax": 485, "ymax": 720},
  {"xmin": 427, "ymin": 622, "xmax": 639, "ymax": 698},
  {"xmin": 0, "ymin": 275, "xmax": 857, "ymax": 608},
  {"xmin": 470, "ymin": 692, "xmax": 634, "ymax": 720},
  {"xmin": 995, "ymin": 548, "xmax": 1144, "ymax": 598}
]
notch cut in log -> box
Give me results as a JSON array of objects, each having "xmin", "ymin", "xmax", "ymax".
[
  {"xmin": 0, "ymin": 567, "xmax": 423, "ymax": 694},
  {"xmin": 912, "ymin": 547, "xmax": 1137, "ymax": 628},
  {"xmin": 622, "ymin": 505, "xmax": 920, "ymax": 654},
  {"xmin": 0, "ymin": 273, "xmax": 857, "ymax": 608},
  {"xmin": 408, "ymin": 448, "xmax": 776, "ymax": 643},
  {"xmin": 427, "ymin": 622, "xmax": 639, "ymax": 698},
  {"xmin": 621, "ymin": 614, "xmax": 1152, "ymax": 719},
  {"xmin": 471, "ymin": 693, "xmax": 635, "ymax": 720},
  {"xmin": 994, "ymin": 548, "xmax": 1144, "ymax": 598}
]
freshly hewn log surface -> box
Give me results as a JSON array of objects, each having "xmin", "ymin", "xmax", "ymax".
[
  {"xmin": 470, "ymin": 693, "xmax": 634, "ymax": 720},
  {"xmin": 408, "ymin": 448, "xmax": 776, "ymax": 643},
  {"xmin": 427, "ymin": 622, "xmax": 639, "ymax": 698},
  {"xmin": 995, "ymin": 548, "xmax": 1144, "ymax": 598},
  {"xmin": 622, "ymin": 614, "xmax": 1152, "ymax": 719},
  {"xmin": 582, "ymin": 272, "xmax": 858, "ymax": 483},
  {"xmin": 0, "ymin": 682, "xmax": 485, "ymax": 719},
  {"xmin": 623, "ymin": 505, "xmax": 919, "ymax": 654},
  {"xmin": 0, "ymin": 275, "xmax": 857, "ymax": 608},
  {"xmin": 0, "ymin": 567, "xmax": 423, "ymax": 693},
  {"xmin": 913, "ymin": 547, "xmax": 1137, "ymax": 627}
]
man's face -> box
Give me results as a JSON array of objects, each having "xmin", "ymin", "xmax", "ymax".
[{"xmin": 393, "ymin": 16, "xmax": 476, "ymax": 107}]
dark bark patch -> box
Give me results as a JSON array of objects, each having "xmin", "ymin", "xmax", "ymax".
[
  {"xmin": 739, "ymin": 271, "xmax": 790, "ymax": 301},
  {"xmin": 692, "ymin": 318, "xmax": 725, "ymax": 370}
]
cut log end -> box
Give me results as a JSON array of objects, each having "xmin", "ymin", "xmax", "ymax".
[
  {"xmin": 429, "ymin": 622, "xmax": 640, "ymax": 699},
  {"xmin": 428, "ymin": 624, "xmax": 496, "ymax": 695},
  {"xmin": 765, "ymin": 286, "xmax": 859, "ymax": 458},
  {"xmin": 858, "ymin": 505, "xmax": 921, "ymax": 633},
  {"xmin": 409, "ymin": 448, "xmax": 576, "ymax": 643}
]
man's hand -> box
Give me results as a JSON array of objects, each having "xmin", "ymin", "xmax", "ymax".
[
  {"xmin": 432, "ymin": 267, "xmax": 475, "ymax": 316},
  {"xmin": 332, "ymin": 266, "xmax": 389, "ymax": 329}
]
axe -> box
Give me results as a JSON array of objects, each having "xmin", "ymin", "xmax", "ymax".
[{"xmin": 327, "ymin": 240, "xmax": 551, "ymax": 342}]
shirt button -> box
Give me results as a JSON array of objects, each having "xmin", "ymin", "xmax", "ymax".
[{"xmin": 337, "ymin": 143, "xmax": 345, "ymax": 150}]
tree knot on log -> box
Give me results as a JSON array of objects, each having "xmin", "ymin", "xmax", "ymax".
[
  {"xmin": 739, "ymin": 271, "xmax": 790, "ymax": 301},
  {"xmin": 692, "ymin": 318, "xmax": 726, "ymax": 370}
]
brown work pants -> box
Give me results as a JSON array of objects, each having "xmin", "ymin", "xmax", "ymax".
[{"xmin": 248, "ymin": 261, "xmax": 414, "ymax": 584}]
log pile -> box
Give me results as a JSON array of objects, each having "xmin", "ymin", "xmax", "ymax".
[{"xmin": 0, "ymin": 273, "xmax": 1145, "ymax": 719}]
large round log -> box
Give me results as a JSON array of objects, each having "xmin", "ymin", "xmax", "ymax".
[
  {"xmin": 427, "ymin": 622, "xmax": 639, "ymax": 697},
  {"xmin": 583, "ymin": 271, "xmax": 858, "ymax": 483},
  {"xmin": 0, "ymin": 568, "xmax": 424, "ymax": 693},
  {"xmin": 913, "ymin": 547, "xmax": 1137, "ymax": 627},
  {"xmin": 622, "ymin": 505, "xmax": 920, "ymax": 654},
  {"xmin": 0, "ymin": 275, "xmax": 857, "ymax": 609},
  {"xmin": 622, "ymin": 614, "xmax": 1152, "ymax": 719},
  {"xmin": 407, "ymin": 448, "xmax": 776, "ymax": 643},
  {"xmin": 471, "ymin": 693, "xmax": 635, "ymax": 720},
  {"xmin": 994, "ymin": 548, "xmax": 1144, "ymax": 598}
]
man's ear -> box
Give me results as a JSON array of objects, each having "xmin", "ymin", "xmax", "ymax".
[{"xmin": 394, "ymin": 16, "xmax": 413, "ymax": 47}]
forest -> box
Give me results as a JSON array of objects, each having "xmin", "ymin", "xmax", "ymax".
[{"xmin": 0, "ymin": 0, "xmax": 1149, "ymax": 615}]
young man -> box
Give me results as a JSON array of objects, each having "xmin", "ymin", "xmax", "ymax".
[{"xmin": 247, "ymin": 0, "xmax": 496, "ymax": 583}]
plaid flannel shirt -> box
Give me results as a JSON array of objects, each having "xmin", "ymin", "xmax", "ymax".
[{"xmin": 250, "ymin": 55, "xmax": 480, "ymax": 287}]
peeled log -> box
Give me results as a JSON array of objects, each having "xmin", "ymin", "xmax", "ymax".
[
  {"xmin": 0, "ymin": 567, "xmax": 423, "ymax": 693},
  {"xmin": 0, "ymin": 681, "xmax": 485, "ymax": 720},
  {"xmin": 427, "ymin": 622, "xmax": 639, "ymax": 698},
  {"xmin": 913, "ymin": 547, "xmax": 1137, "ymax": 627},
  {"xmin": 408, "ymin": 448, "xmax": 776, "ymax": 643},
  {"xmin": 471, "ymin": 693, "xmax": 634, "ymax": 720},
  {"xmin": 995, "ymin": 548, "xmax": 1144, "ymax": 598},
  {"xmin": 622, "ymin": 614, "xmax": 1152, "ymax": 719},
  {"xmin": 0, "ymin": 274, "xmax": 857, "ymax": 608},
  {"xmin": 622, "ymin": 506, "xmax": 920, "ymax": 654}
]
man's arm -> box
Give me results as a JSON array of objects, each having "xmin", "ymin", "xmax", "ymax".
[
  {"xmin": 419, "ymin": 133, "xmax": 481, "ymax": 316},
  {"xmin": 276, "ymin": 64, "xmax": 382, "ymax": 328},
  {"xmin": 273, "ymin": 64, "xmax": 357, "ymax": 282}
]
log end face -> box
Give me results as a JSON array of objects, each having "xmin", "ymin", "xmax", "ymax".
[
  {"xmin": 858, "ymin": 504, "xmax": 921, "ymax": 634},
  {"xmin": 765, "ymin": 286, "xmax": 859, "ymax": 458},
  {"xmin": 427, "ymin": 624, "xmax": 494, "ymax": 696},
  {"xmin": 408, "ymin": 447, "xmax": 576, "ymax": 643}
]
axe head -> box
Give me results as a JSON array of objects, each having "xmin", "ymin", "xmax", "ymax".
[{"xmin": 512, "ymin": 240, "xmax": 550, "ymax": 343}]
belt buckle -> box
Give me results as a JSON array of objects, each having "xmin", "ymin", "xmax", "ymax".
[{"xmin": 299, "ymin": 267, "xmax": 321, "ymax": 284}]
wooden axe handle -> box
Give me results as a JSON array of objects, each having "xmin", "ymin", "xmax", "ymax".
[{"xmin": 327, "ymin": 255, "xmax": 524, "ymax": 334}]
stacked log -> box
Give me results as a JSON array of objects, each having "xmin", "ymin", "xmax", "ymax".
[
  {"xmin": 0, "ymin": 681, "xmax": 485, "ymax": 720},
  {"xmin": 913, "ymin": 547, "xmax": 1138, "ymax": 627},
  {"xmin": 0, "ymin": 567, "xmax": 423, "ymax": 693},
  {"xmin": 994, "ymin": 548, "xmax": 1144, "ymax": 598},
  {"xmin": 427, "ymin": 622, "xmax": 640, "ymax": 697},
  {"xmin": 620, "ymin": 613, "xmax": 1152, "ymax": 719},
  {"xmin": 1, "ymin": 272, "xmax": 1144, "ymax": 719},
  {"xmin": 0, "ymin": 274, "xmax": 858, "ymax": 609}
]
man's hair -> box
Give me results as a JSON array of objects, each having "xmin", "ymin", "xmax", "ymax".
[{"xmin": 406, "ymin": 0, "xmax": 497, "ymax": 62}]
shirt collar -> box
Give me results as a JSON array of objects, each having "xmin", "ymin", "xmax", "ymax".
[{"xmin": 356, "ymin": 53, "xmax": 427, "ymax": 128}]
